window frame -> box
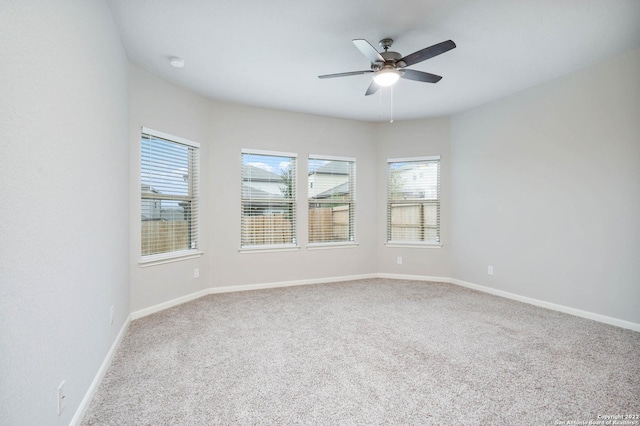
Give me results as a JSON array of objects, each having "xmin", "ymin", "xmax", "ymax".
[
  {"xmin": 139, "ymin": 127, "xmax": 202, "ymax": 266},
  {"xmin": 307, "ymin": 154, "xmax": 357, "ymax": 249},
  {"xmin": 240, "ymin": 148, "xmax": 299, "ymax": 252},
  {"xmin": 386, "ymin": 155, "xmax": 442, "ymax": 248}
]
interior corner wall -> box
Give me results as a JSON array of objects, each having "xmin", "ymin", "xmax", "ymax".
[
  {"xmin": 450, "ymin": 47, "xmax": 640, "ymax": 324},
  {"xmin": 129, "ymin": 66, "xmax": 378, "ymax": 312},
  {"xmin": 374, "ymin": 118, "xmax": 452, "ymax": 278},
  {"xmin": 0, "ymin": 1, "xmax": 130, "ymax": 424},
  {"xmin": 129, "ymin": 65, "xmax": 211, "ymax": 312},
  {"xmin": 206, "ymin": 101, "xmax": 378, "ymax": 289}
]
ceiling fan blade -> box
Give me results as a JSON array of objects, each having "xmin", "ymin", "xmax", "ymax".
[
  {"xmin": 401, "ymin": 69, "xmax": 443, "ymax": 83},
  {"xmin": 318, "ymin": 70, "xmax": 373, "ymax": 79},
  {"xmin": 353, "ymin": 39, "xmax": 385, "ymax": 64},
  {"xmin": 399, "ymin": 40, "xmax": 456, "ymax": 67},
  {"xmin": 365, "ymin": 81, "xmax": 380, "ymax": 96}
]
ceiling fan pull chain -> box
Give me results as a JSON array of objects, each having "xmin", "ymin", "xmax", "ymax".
[{"xmin": 390, "ymin": 85, "xmax": 394, "ymax": 123}]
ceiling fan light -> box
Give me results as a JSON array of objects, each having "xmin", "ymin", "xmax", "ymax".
[{"xmin": 373, "ymin": 68, "xmax": 400, "ymax": 87}]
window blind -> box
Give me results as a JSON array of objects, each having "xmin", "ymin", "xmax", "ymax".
[
  {"xmin": 308, "ymin": 155, "xmax": 356, "ymax": 244},
  {"xmin": 241, "ymin": 150, "xmax": 297, "ymax": 248},
  {"xmin": 387, "ymin": 156, "xmax": 440, "ymax": 244},
  {"xmin": 141, "ymin": 128, "xmax": 199, "ymax": 257}
]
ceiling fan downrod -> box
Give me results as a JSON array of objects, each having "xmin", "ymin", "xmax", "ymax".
[{"xmin": 379, "ymin": 38, "xmax": 394, "ymax": 52}]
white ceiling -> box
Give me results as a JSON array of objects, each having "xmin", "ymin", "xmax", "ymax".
[{"xmin": 107, "ymin": 0, "xmax": 640, "ymax": 122}]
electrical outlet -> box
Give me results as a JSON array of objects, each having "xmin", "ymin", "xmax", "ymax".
[
  {"xmin": 109, "ymin": 306, "xmax": 114, "ymax": 325},
  {"xmin": 57, "ymin": 381, "xmax": 66, "ymax": 416},
  {"xmin": 194, "ymin": 268, "xmax": 200, "ymax": 278},
  {"xmin": 397, "ymin": 256, "xmax": 403, "ymax": 265},
  {"xmin": 488, "ymin": 265, "xmax": 494, "ymax": 275}
]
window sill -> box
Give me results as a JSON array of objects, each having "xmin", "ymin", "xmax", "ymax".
[
  {"xmin": 139, "ymin": 250, "xmax": 203, "ymax": 267},
  {"xmin": 385, "ymin": 242, "xmax": 442, "ymax": 249},
  {"xmin": 239, "ymin": 245, "xmax": 301, "ymax": 254},
  {"xmin": 307, "ymin": 242, "xmax": 359, "ymax": 250}
]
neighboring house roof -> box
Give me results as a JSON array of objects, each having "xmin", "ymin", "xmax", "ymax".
[
  {"xmin": 242, "ymin": 184, "xmax": 284, "ymax": 199},
  {"xmin": 312, "ymin": 182, "xmax": 349, "ymax": 199},
  {"xmin": 243, "ymin": 165, "xmax": 282, "ymax": 182},
  {"xmin": 309, "ymin": 161, "xmax": 348, "ymax": 176}
]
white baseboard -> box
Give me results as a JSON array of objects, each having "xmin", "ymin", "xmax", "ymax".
[
  {"xmin": 207, "ymin": 273, "xmax": 378, "ymax": 295},
  {"xmin": 130, "ymin": 289, "xmax": 211, "ymax": 320},
  {"xmin": 70, "ymin": 314, "xmax": 132, "ymax": 426},
  {"xmin": 376, "ymin": 272, "xmax": 639, "ymax": 332},
  {"xmin": 377, "ymin": 273, "xmax": 452, "ymax": 283},
  {"xmin": 448, "ymin": 277, "xmax": 640, "ymax": 333},
  {"xmin": 130, "ymin": 273, "xmax": 378, "ymax": 320},
  {"xmin": 131, "ymin": 272, "xmax": 640, "ymax": 332}
]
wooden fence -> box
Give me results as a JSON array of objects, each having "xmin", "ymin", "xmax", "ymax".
[
  {"xmin": 308, "ymin": 205, "xmax": 349, "ymax": 242},
  {"xmin": 242, "ymin": 206, "xmax": 350, "ymax": 246},
  {"xmin": 142, "ymin": 204, "xmax": 437, "ymax": 253},
  {"xmin": 241, "ymin": 214, "xmax": 293, "ymax": 246},
  {"xmin": 142, "ymin": 220, "xmax": 189, "ymax": 255},
  {"xmin": 389, "ymin": 203, "xmax": 438, "ymax": 241}
]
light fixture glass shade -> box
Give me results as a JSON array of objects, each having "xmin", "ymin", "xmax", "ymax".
[{"xmin": 373, "ymin": 68, "xmax": 400, "ymax": 87}]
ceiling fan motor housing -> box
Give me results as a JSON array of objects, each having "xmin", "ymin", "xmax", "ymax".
[{"xmin": 372, "ymin": 51, "xmax": 403, "ymax": 70}]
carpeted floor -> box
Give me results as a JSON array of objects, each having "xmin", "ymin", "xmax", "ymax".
[{"xmin": 82, "ymin": 279, "xmax": 640, "ymax": 425}]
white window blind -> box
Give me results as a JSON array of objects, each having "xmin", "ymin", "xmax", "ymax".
[
  {"xmin": 241, "ymin": 150, "xmax": 297, "ymax": 249},
  {"xmin": 387, "ymin": 156, "xmax": 440, "ymax": 244},
  {"xmin": 141, "ymin": 128, "xmax": 199, "ymax": 258},
  {"xmin": 308, "ymin": 155, "xmax": 356, "ymax": 244}
]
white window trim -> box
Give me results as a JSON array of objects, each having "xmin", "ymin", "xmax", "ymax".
[
  {"xmin": 142, "ymin": 127, "xmax": 199, "ymax": 148},
  {"xmin": 386, "ymin": 156, "xmax": 441, "ymax": 246},
  {"xmin": 385, "ymin": 243, "xmax": 442, "ymax": 249},
  {"xmin": 387, "ymin": 155, "xmax": 440, "ymax": 163},
  {"xmin": 308, "ymin": 155, "xmax": 357, "ymax": 246},
  {"xmin": 307, "ymin": 242, "xmax": 359, "ymax": 250},
  {"xmin": 140, "ymin": 128, "xmax": 200, "ymax": 264},
  {"xmin": 139, "ymin": 250, "xmax": 203, "ymax": 267},
  {"xmin": 242, "ymin": 148, "xmax": 298, "ymax": 158},
  {"xmin": 309, "ymin": 154, "xmax": 356, "ymax": 162},
  {"xmin": 241, "ymin": 149, "xmax": 298, "ymax": 250},
  {"xmin": 239, "ymin": 244, "xmax": 301, "ymax": 253}
]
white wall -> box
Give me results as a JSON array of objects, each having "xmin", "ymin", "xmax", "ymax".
[
  {"xmin": 129, "ymin": 66, "xmax": 211, "ymax": 312},
  {"xmin": 207, "ymin": 101, "xmax": 378, "ymax": 288},
  {"xmin": 450, "ymin": 48, "xmax": 640, "ymax": 324},
  {"xmin": 375, "ymin": 118, "xmax": 452, "ymax": 278},
  {"xmin": 0, "ymin": 1, "xmax": 130, "ymax": 424},
  {"xmin": 130, "ymin": 66, "xmax": 378, "ymax": 312}
]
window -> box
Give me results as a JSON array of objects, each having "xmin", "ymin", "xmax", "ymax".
[
  {"xmin": 308, "ymin": 155, "xmax": 356, "ymax": 245},
  {"xmin": 241, "ymin": 149, "xmax": 297, "ymax": 249},
  {"xmin": 387, "ymin": 156, "xmax": 440, "ymax": 245},
  {"xmin": 141, "ymin": 128, "xmax": 200, "ymax": 260}
]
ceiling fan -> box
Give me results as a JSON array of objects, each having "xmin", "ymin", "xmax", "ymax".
[{"xmin": 318, "ymin": 38, "xmax": 456, "ymax": 96}]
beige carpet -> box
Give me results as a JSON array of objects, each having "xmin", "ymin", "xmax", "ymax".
[{"xmin": 82, "ymin": 279, "xmax": 640, "ymax": 425}]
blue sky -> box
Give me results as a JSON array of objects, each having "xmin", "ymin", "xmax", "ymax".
[{"xmin": 243, "ymin": 153, "xmax": 293, "ymax": 175}]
